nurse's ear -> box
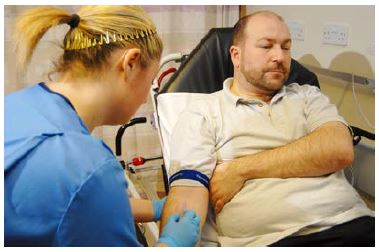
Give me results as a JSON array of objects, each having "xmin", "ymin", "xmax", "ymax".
[{"xmin": 117, "ymin": 48, "xmax": 142, "ymax": 83}]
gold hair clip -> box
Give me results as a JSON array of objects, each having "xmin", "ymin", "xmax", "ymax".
[
  {"xmin": 104, "ymin": 31, "xmax": 110, "ymax": 44},
  {"xmin": 65, "ymin": 29, "xmax": 157, "ymax": 51}
]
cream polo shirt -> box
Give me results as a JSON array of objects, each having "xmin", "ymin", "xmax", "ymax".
[{"xmin": 169, "ymin": 78, "xmax": 373, "ymax": 246}]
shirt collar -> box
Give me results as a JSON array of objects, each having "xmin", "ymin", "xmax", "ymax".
[
  {"xmin": 222, "ymin": 77, "xmax": 290, "ymax": 106},
  {"xmin": 222, "ymin": 78, "xmax": 240, "ymax": 105}
]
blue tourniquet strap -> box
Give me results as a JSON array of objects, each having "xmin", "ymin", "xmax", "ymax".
[{"xmin": 169, "ymin": 170, "xmax": 209, "ymax": 189}]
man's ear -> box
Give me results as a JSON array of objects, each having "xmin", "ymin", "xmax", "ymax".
[
  {"xmin": 118, "ymin": 48, "xmax": 142, "ymax": 81},
  {"xmin": 230, "ymin": 45, "xmax": 241, "ymax": 69}
]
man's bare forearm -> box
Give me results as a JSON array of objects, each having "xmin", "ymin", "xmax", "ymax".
[
  {"xmin": 210, "ymin": 121, "xmax": 354, "ymax": 213},
  {"xmin": 234, "ymin": 121, "xmax": 354, "ymax": 180},
  {"xmin": 160, "ymin": 186, "xmax": 209, "ymax": 233}
]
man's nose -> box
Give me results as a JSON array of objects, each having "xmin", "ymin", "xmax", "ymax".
[{"xmin": 271, "ymin": 46, "xmax": 285, "ymax": 63}]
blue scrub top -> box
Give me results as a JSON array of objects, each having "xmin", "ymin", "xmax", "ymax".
[{"xmin": 5, "ymin": 83, "xmax": 141, "ymax": 247}]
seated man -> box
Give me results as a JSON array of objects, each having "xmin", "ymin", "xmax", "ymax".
[{"xmin": 161, "ymin": 11, "xmax": 374, "ymax": 246}]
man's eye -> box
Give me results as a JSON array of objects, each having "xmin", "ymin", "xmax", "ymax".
[{"xmin": 259, "ymin": 45, "xmax": 271, "ymax": 49}]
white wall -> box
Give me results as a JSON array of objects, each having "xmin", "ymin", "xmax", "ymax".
[{"xmin": 246, "ymin": 5, "xmax": 374, "ymax": 77}]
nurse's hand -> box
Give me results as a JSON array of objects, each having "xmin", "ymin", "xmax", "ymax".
[
  {"xmin": 210, "ymin": 161, "xmax": 245, "ymax": 214},
  {"xmin": 156, "ymin": 210, "xmax": 200, "ymax": 247},
  {"xmin": 152, "ymin": 196, "xmax": 167, "ymax": 221}
]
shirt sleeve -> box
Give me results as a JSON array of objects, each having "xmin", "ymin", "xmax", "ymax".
[
  {"xmin": 303, "ymin": 85, "xmax": 350, "ymax": 133},
  {"xmin": 53, "ymin": 159, "xmax": 141, "ymax": 247},
  {"xmin": 169, "ymin": 101, "xmax": 217, "ymax": 189}
]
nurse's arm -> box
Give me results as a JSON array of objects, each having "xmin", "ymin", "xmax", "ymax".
[{"xmin": 129, "ymin": 198, "xmax": 155, "ymax": 222}]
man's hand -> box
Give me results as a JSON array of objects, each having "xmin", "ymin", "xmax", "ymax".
[{"xmin": 210, "ymin": 161, "xmax": 245, "ymax": 214}]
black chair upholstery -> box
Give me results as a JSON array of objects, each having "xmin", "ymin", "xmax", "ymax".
[{"xmin": 160, "ymin": 27, "xmax": 320, "ymax": 94}]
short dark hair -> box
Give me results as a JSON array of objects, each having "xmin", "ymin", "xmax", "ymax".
[
  {"xmin": 232, "ymin": 11, "xmax": 285, "ymax": 46},
  {"xmin": 232, "ymin": 14, "xmax": 251, "ymax": 46}
]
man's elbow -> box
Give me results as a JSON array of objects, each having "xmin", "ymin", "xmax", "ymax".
[
  {"xmin": 330, "ymin": 123, "xmax": 355, "ymax": 169},
  {"xmin": 334, "ymin": 144, "xmax": 354, "ymax": 169}
]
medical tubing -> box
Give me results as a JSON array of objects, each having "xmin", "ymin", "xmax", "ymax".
[
  {"xmin": 158, "ymin": 67, "xmax": 177, "ymax": 88},
  {"xmin": 158, "ymin": 53, "xmax": 183, "ymax": 70},
  {"xmin": 351, "ymin": 74, "xmax": 375, "ymax": 129}
]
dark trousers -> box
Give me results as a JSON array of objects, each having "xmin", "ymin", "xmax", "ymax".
[{"xmin": 270, "ymin": 216, "xmax": 375, "ymax": 247}]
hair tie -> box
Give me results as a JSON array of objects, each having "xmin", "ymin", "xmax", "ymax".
[{"xmin": 68, "ymin": 14, "xmax": 80, "ymax": 29}]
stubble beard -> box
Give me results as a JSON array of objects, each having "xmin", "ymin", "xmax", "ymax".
[{"xmin": 241, "ymin": 66, "xmax": 289, "ymax": 94}]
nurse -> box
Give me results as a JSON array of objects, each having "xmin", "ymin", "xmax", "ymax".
[{"xmin": 5, "ymin": 6, "xmax": 200, "ymax": 247}]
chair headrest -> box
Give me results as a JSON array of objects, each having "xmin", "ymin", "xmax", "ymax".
[{"xmin": 160, "ymin": 27, "xmax": 320, "ymax": 94}]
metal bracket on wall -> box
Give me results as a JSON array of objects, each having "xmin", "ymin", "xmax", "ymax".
[{"xmin": 303, "ymin": 64, "xmax": 375, "ymax": 91}]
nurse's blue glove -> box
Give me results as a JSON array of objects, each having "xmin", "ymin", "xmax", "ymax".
[
  {"xmin": 157, "ymin": 210, "xmax": 200, "ymax": 247},
  {"xmin": 152, "ymin": 197, "xmax": 167, "ymax": 221}
]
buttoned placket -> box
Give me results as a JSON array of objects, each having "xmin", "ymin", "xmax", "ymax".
[{"xmin": 241, "ymin": 99, "xmax": 269, "ymax": 117}]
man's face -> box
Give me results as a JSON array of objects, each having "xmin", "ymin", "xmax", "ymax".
[{"xmin": 237, "ymin": 15, "xmax": 292, "ymax": 93}]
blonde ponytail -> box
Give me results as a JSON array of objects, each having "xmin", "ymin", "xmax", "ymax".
[
  {"xmin": 14, "ymin": 6, "xmax": 163, "ymax": 77},
  {"xmin": 14, "ymin": 7, "xmax": 72, "ymax": 71}
]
